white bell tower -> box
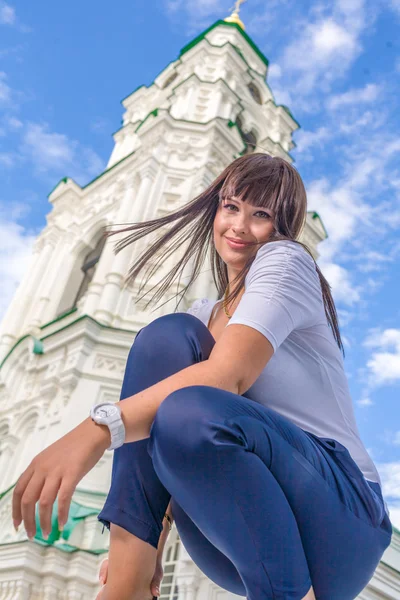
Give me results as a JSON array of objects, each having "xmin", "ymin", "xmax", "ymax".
[{"xmin": 0, "ymin": 9, "xmax": 334, "ymax": 600}]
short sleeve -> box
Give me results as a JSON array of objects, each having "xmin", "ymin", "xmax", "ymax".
[{"xmin": 226, "ymin": 241, "xmax": 324, "ymax": 353}]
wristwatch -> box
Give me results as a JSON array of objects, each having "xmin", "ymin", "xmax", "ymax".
[{"xmin": 90, "ymin": 402, "xmax": 126, "ymax": 451}]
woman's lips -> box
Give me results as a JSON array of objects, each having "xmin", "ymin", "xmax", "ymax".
[{"xmin": 225, "ymin": 237, "xmax": 252, "ymax": 249}]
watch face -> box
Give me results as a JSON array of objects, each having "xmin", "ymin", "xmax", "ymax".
[{"xmin": 96, "ymin": 404, "xmax": 118, "ymax": 419}]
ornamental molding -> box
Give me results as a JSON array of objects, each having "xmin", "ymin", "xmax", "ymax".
[{"xmin": 92, "ymin": 353, "xmax": 126, "ymax": 377}]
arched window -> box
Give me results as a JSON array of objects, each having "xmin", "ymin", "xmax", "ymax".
[
  {"xmin": 247, "ymin": 82, "xmax": 262, "ymax": 105},
  {"xmin": 235, "ymin": 115, "xmax": 258, "ymax": 154},
  {"xmin": 162, "ymin": 72, "xmax": 178, "ymax": 89},
  {"xmin": 73, "ymin": 236, "xmax": 106, "ymax": 307},
  {"xmin": 56, "ymin": 234, "xmax": 106, "ymax": 317}
]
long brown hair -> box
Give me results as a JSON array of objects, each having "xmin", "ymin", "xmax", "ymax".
[{"xmin": 106, "ymin": 153, "xmax": 344, "ymax": 356}]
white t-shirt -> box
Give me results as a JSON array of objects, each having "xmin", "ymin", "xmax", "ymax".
[{"xmin": 186, "ymin": 240, "xmax": 383, "ymax": 492}]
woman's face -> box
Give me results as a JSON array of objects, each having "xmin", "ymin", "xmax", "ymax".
[{"xmin": 213, "ymin": 196, "xmax": 276, "ymax": 277}]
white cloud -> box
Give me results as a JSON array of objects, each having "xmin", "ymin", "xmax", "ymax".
[
  {"xmin": 293, "ymin": 126, "xmax": 332, "ymax": 155},
  {"xmin": 0, "ymin": 152, "xmax": 15, "ymax": 167},
  {"xmin": 19, "ymin": 122, "xmax": 105, "ymax": 185},
  {"xmin": 363, "ymin": 328, "xmax": 400, "ymax": 386},
  {"xmin": 338, "ymin": 110, "xmax": 376, "ymax": 134},
  {"xmin": 0, "ymin": 202, "xmax": 36, "ymax": 323},
  {"xmin": 166, "ymin": 0, "xmax": 223, "ymax": 18},
  {"xmin": 280, "ymin": 15, "xmax": 363, "ymax": 96},
  {"xmin": 327, "ymin": 83, "xmax": 381, "ymax": 111},
  {"xmin": 357, "ymin": 250, "xmax": 395, "ymax": 273},
  {"xmin": 375, "ymin": 460, "xmax": 400, "ymax": 531},
  {"xmin": 267, "ymin": 64, "xmax": 282, "ymax": 79},
  {"xmin": 319, "ymin": 261, "xmax": 361, "ymax": 305},
  {"xmin": 0, "ymin": 2, "xmax": 15, "ymax": 25},
  {"xmin": 5, "ymin": 115, "xmax": 22, "ymax": 129},
  {"xmin": 389, "ymin": 0, "xmax": 400, "ymax": 15},
  {"xmin": 269, "ymin": 0, "xmax": 371, "ymax": 109}
]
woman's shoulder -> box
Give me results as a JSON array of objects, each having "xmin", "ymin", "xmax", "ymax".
[
  {"xmin": 250, "ymin": 239, "xmax": 315, "ymax": 271},
  {"xmin": 256, "ymin": 239, "xmax": 311, "ymax": 258}
]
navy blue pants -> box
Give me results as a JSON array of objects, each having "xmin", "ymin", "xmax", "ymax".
[{"xmin": 98, "ymin": 313, "xmax": 392, "ymax": 599}]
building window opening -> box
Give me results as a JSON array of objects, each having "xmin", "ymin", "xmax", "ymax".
[
  {"xmin": 73, "ymin": 235, "xmax": 106, "ymax": 307},
  {"xmin": 247, "ymin": 82, "xmax": 262, "ymax": 104}
]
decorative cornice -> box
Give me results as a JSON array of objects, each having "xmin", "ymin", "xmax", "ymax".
[{"xmin": 180, "ymin": 20, "xmax": 269, "ymax": 68}]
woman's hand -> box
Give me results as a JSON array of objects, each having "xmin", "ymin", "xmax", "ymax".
[
  {"xmin": 96, "ymin": 554, "xmax": 165, "ymax": 599},
  {"xmin": 12, "ymin": 417, "xmax": 110, "ymax": 539}
]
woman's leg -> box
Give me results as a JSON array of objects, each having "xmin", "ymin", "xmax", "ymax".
[
  {"xmin": 97, "ymin": 313, "xmax": 216, "ymax": 548},
  {"xmin": 148, "ymin": 382, "xmax": 392, "ymax": 600}
]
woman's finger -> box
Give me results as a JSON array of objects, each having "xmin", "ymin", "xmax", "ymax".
[
  {"xmin": 38, "ymin": 476, "xmax": 62, "ymax": 538},
  {"xmin": 20, "ymin": 473, "xmax": 46, "ymax": 538},
  {"xmin": 98, "ymin": 557, "xmax": 108, "ymax": 584},
  {"xmin": 12, "ymin": 465, "xmax": 35, "ymax": 529},
  {"xmin": 56, "ymin": 477, "xmax": 76, "ymax": 530}
]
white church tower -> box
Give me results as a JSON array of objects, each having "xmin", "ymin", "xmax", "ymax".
[{"xmin": 1, "ymin": 7, "xmax": 395, "ymax": 600}]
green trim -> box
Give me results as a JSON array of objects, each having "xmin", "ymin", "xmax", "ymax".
[
  {"xmin": 0, "ymin": 335, "xmax": 32, "ymax": 370},
  {"xmin": 180, "ymin": 20, "xmax": 269, "ymax": 68},
  {"xmin": 32, "ymin": 337, "xmax": 44, "ymax": 355},
  {"xmin": 227, "ymin": 119, "xmax": 247, "ymax": 155},
  {"xmin": 0, "ymin": 315, "xmax": 136, "ymax": 372},
  {"xmin": 310, "ymin": 211, "xmax": 329, "ymax": 239},
  {"xmin": 40, "ymin": 313, "xmax": 136, "ymax": 343},
  {"xmin": 135, "ymin": 108, "xmax": 159, "ymax": 133},
  {"xmin": 47, "ymin": 176, "xmax": 69, "ymax": 198},
  {"xmin": 124, "ymin": 38, "xmax": 265, "ymax": 108},
  {"xmin": 40, "ymin": 307, "xmax": 78, "ymax": 330},
  {"xmin": 81, "ymin": 149, "xmax": 137, "ymax": 191},
  {"xmin": 0, "ymin": 481, "xmax": 16, "ymax": 501}
]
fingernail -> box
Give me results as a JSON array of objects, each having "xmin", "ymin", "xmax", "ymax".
[
  {"xmin": 99, "ymin": 576, "xmax": 105, "ymax": 585},
  {"xmin": 13, "ymin": 523, "xmax": 19, "ymax": 533},
  {"xmin": 43, "ymin": 532, "xmax": 49, "ymax": 540}
]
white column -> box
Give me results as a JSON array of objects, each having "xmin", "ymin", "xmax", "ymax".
[
  {"xmin": 94, "ymin": 167, "xmax": 157, "ymax": 325},
  {"xmin": 0, "ymin": 239, "xmax": 54, "ymax": 360},
  {"xmin": 82, "ymin": 178, "xmax": 140, "ymax": 316},
  {"xmin": 27, "ymin": 237, "xmax": 66, "ymax": 330}
]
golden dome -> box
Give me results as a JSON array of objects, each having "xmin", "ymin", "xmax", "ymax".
[
  {"xmin": 224, "ymin": 12, "xmax": 245, "ymax": 30},
  {"xmin": 224, "ymin": 0, "xmax": 247, "ymax": 31}
]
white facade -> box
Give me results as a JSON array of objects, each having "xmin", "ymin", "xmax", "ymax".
[{"xmin": 0, "ymin": 17, "xmax": 398, "ymax": 600}]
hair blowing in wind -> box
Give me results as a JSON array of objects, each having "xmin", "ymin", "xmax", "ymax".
[{"xmin": 105, "ymin": 153, "xmax": 344, "ymax": 356}]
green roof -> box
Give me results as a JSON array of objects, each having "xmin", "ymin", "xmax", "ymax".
[{"xmin": 180, "ymin": 20, "xmax": 269, "ymax": 68}]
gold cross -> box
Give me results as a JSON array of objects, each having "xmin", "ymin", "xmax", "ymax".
[{"xmin": 229, "ymin": 0, "xmax": 247, "ymax": 15}]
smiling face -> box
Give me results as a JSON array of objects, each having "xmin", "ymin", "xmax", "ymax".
[{"xmin": 213, "ymin": 195, "xmax": 276, "ymax": 285}]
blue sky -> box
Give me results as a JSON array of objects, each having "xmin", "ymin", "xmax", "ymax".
[{"xmin": 1, "ymin": 0, "xmax": 399, "ymax": 527}]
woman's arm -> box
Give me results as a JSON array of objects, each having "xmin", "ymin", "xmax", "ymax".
[
  {"xmin": 15, "ymin": 321, "xmax": 270, "ymax": 538},
  {"xmin": 97, "ymin": 504, "xmax": 173, "ymax": 600},
  {"xmin": 88, "ymin": 358, "xmax": 242, "ymax": 446}
]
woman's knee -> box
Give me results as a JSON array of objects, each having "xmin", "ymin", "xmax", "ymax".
[
  {"xmin": 133, "ymin": 313, "xmax": 196, "ymax": 348},
  {"xmin": 151, "ymin": 386, "xmax": 217, "ymax": 450}
]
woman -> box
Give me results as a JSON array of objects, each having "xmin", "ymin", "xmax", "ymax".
[{"xmin": 12, "ymin": 154, "xmax": 392, "ymax": 600}]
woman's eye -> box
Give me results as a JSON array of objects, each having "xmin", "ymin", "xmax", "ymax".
[{"xmin": 223, "ymin": 204, "xmax": 270, "ymax": 219}]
